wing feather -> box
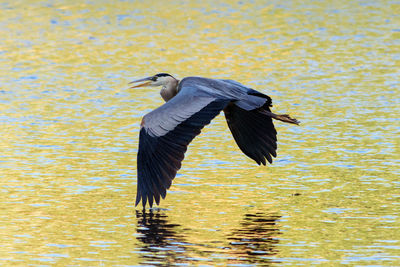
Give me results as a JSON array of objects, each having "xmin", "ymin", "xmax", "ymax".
[
  {"xmin": 224, "ymin": 103, "xmax": 277, "ymax": 165},
  {"xmin": 137, "ymin": 97, "xmax": 229, "ymax": 207},
  {"xmin": 136, "ymin": 76, "xmax": 276, "ymax": 207}
]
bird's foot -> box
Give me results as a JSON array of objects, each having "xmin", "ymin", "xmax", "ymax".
[
  {"xmin": 274, "ymin": 114, "xmax": 300, "ymax": 125},
  {"xmin": 259, "ymin": 110, "xmax": 300, "ymax": 125}
]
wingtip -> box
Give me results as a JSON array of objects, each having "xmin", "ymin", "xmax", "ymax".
[
  {"xmin": 135, "ymin": 192, "xmax": 141, "ymax": 207},
  {"xmin": 142, "ymin": 195, "xmax": 147, "ymax": 208}
]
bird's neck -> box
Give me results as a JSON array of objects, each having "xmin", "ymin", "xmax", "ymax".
[{"xmin": 160, "ymin": 79, "xmax": 179, "ymax": 102}]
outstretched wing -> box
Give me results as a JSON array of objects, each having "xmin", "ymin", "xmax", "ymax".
[
  {"xmin": 224, "ymin": 103, "xmax": 277, "ymax": 165},
  {"xmin": 137, "ymin": 92, "xmax": 230, "ymax": 208}
]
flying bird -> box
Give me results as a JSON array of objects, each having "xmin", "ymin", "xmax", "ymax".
[{"xmin": 130, "ymin": 73, "xmax": 299, "ymax": 208}]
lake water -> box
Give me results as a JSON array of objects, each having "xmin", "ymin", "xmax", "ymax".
[{"xmin": 0, "ymin": 0, "xmax": 399, "ymax": 265}]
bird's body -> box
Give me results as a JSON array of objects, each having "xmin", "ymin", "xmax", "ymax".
[{"xmin": 130, "ymin": 73, "xmax": 299, "ymax": 208}]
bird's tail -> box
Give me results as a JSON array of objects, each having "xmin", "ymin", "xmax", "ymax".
[{"xmin": 259, "ymin": 110, "xmax": 300, "ymax": 125}]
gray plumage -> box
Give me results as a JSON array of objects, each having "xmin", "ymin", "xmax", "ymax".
[{"xmin": 129, "ymin": 74, "xmax": 299, "ymax": 208}]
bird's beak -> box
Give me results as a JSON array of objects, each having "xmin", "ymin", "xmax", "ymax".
[{"xmin": 128, "ymin": 77, "xmax": 153, "ymax": 88}]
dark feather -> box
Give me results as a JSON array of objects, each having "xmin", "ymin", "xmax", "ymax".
[
  {"xmin": 247, "ymin": 89, "xmax": 272, "ymax": 107},
  {"xmin": 136, "ymin": 99, "xmax": 229, "ymax": 207},
  {"xmin": 224, "ymin": 103, "xmax": 277, "ymax": 165},
  {"xmin": 136, "ymin": 76, "xmax": 285, "ymax": 208}
]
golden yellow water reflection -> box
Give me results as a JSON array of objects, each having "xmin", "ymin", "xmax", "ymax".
[{"xmin": 0, "ymin": 0, "xmax": 399, "ymax": 265}]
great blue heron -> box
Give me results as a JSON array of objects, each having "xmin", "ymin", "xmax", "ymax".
[{"xmin": 130, "ymin": 73, "xmax": 299, "ymax": 208}]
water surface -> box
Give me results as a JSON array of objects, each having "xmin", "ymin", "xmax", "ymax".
[{"xmin": 0, "ymin": 0, "xmax": 399, "ymax": 265}]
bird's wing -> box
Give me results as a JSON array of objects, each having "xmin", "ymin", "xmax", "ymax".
[
  {"xmin": 224, "ymin": 103, "xmax": 277, "ymax": 166},
  {"xmin": 137, "ymin": 91, "xmax": 230, "ymax": 208}
]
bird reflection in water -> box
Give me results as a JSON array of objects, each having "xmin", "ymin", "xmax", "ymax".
[
  {"xmin": 135, "ymin": 210, "xmax": 281, "ymax": 265},
  {"xmin": 135, "ymin": 209, "xmax": 188, "ymax": 266},
  {"xmin": 227, "ymin": 212, "xmax": 281, "ymax": 265}
]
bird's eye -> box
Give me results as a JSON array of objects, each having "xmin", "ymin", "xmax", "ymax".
[{"xmin": 151, "ymin": 76, "xmax": 157, "ymax": 81}]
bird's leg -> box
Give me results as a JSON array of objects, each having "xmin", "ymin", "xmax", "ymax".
[{"xmin": 259, "ymin": 110, "xmax": 300, "ymax": 125}]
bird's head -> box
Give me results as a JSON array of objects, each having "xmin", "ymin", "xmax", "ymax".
[{"xmin": 129, "ymin": 73, "xmax": 177, "ymax": 88}]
